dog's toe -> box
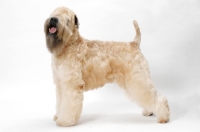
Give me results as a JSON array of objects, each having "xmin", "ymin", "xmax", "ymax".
[
  {"xmin": 149, "ymin": 113, "xmax": 154, "ymax": 116},
  {"xmin": 53, "ymin": 115, "xmax": 57, "ymax": 121},
  {"xmin": 158, "ymin": 118, "xmax": 169, "ymax": 123},
  {"xmin": 142, "ymin": 110, "xmax": 153, "ymax": 116}
]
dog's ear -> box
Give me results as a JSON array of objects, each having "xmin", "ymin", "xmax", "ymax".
[{"xmin": 75, "ymin": 15, "xmax": 79, "ymax": 29}]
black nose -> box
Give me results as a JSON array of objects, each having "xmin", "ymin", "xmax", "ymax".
[{"xmin": 50, "ymin": 17, "xmax": 58, "ymax": 26}]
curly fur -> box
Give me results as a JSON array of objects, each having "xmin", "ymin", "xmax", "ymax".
[{"xmin": 44, "ymin": 7, "xmax": 170, "ymax": 127}]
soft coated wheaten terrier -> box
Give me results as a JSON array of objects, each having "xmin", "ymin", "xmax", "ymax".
[{"xmin": 44, "ymin": 7, "xmax": 170, "ymax": 127}]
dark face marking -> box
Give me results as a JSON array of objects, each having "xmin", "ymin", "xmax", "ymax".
[
  {"xmin": 44, "ymin": 18, "xmax": 63, "ymax": 54},
  {"xmin": 46, "ymin": 34, "xmax": 63, "ymax": 52}
]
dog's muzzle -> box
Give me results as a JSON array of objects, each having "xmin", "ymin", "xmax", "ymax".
[{"xmin": 49, "ymin": 17, "xmax": 58, "ymax": 34}]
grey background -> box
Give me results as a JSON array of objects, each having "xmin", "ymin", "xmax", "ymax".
[{"xmin": 0, "ymin": 0, "xmax": 200, "ymax": 131}]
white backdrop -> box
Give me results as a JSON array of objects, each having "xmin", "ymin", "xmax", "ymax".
[{"xmin": 0, "ymin": 0, "xmax": 200, "ymax": 132}]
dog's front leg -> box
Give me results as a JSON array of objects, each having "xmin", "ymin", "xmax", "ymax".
[
  {"xmin": 53, "ymin": 84, "xmax": 61, "ymax": 121},
  {"xmin": 56, "ymin": 83, "xmax": 83, "ymax": 127}
]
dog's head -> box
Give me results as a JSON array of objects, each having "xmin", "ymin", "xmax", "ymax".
[{"xmin": 44, "ymin": 7, "xmax": 79, "ymax": 55}]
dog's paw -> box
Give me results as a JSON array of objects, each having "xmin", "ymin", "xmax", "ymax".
[
  {"xmin": 56, "ymin": 118, "xmax": 76, "ymax": 127},
  {"xmin": 142, "ymin": 110, "xmax": 153, "ymax": 116},
  {"xmin": 157, "ymin": 117, "xmax": 169, "ymax": 123}
]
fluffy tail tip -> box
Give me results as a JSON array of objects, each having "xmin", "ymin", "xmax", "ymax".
[
  {"xmin": 133, "ymin": 20, "xmax": 138, "ymax": 28},
  {"xmin": 132, "ymin": 20, "xmax": 141, "ymax": 47}
]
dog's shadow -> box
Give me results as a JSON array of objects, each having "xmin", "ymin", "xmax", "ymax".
[
  {"xmin": 78, "ymin": 101, "xmax": 187, "ymax": 125},
  {"xmin": 78, "ymin": 113, "xmax": 156, "ymax": 125}
]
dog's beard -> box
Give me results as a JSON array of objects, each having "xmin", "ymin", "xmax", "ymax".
[
  {"xmin": 45, "ymin": 23, "xmax": 73, "ymax": 55},
  {"xmin": 46, "ymin": 33, "xmax": 63, "ymax": 53},
  {"xmin": 45, "ymin": 21, "xmax": 62, "ymax": 53}
]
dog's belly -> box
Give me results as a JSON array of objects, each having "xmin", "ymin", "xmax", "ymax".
[
  {"xmin": 81, "ymin": 55, "xmax": 132, "ymax": 91},
  {"xmin": 81, "ymin": 58, "xmax": 113, "ymax": 90}
]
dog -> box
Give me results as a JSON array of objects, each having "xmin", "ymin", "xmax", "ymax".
[{"xmin": 44, "ymin": 7, "xmax": 170, "ymax": 127}]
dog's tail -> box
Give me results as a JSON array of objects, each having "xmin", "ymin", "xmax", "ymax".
[{"xmin": 132, "ymin": 20, "xmax": 141, "ymax": 47}]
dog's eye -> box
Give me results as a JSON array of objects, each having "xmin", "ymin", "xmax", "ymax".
[{"xmin": 66, "ymin": 19, "xmax": 70, "ymax": 26}]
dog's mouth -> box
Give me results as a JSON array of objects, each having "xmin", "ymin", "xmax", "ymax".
[{"xmin": 49, "ymin": 26, "xmax": 57, "ymax": 34}]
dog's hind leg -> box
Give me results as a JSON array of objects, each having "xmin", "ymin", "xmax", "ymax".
[
  {"xmin": 123, "ymin": 72, "xmax": 170, "ymax": 123},
  {"xmin": 124, "ymin": 75, "xmax": 156, "ymax": 114}
]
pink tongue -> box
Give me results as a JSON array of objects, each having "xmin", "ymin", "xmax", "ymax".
[{"xmin": 49, "ymin": 27, "xmax": 57, "ymax": 34}]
